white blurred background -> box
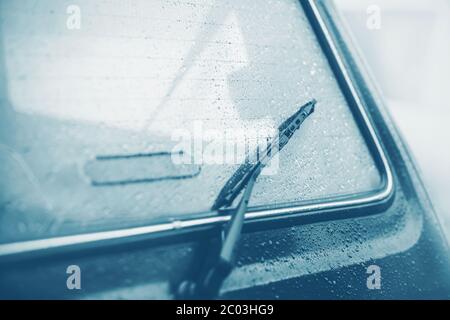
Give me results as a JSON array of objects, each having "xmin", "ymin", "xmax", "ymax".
[{"xmin": 335, "ymin": 0, "xmax": 450, "ymax": 238}]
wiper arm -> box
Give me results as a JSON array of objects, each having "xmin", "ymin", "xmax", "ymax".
[{"xmin": 174, "ymin": 99, "xmax": 316, "ymax": 299}]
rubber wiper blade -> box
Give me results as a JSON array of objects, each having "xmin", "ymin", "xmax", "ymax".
[
  {"xmin": 212, "ymin": 99, "xmax": 316, "ymax": 211},
  {"xmin": 174, "ymin": 99, "xmax": 316, "ymax": 299}
]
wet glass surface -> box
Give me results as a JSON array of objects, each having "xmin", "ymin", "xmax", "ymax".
[{"xmin": 0, "ymin": 0, "xmax": 381, "ymax": 243}]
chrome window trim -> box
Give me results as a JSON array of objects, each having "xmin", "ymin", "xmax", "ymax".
[{"xmin": 0, "ymin": 0, "xmax": 394, "ymax": 259}]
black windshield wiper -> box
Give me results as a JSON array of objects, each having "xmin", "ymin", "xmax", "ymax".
[{"xmin": 173, "ymin": 99, "xmax": 316, "ymax": 299}]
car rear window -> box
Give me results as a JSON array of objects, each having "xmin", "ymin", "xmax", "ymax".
[{"xmin": 0, "ymin": 0, "xmax": 381, "ymax": 243}]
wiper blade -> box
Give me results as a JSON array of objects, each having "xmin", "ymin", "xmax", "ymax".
[
  {"xmin": 174, "ymin": 99, "xmax": 316, "ymax": 299},
  {"xmin": 212, "ymin": 99, "xmax": 317, "ymax": 210}
]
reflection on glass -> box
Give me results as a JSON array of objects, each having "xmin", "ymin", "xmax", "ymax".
[{"xmin": 0, "ymin": 0, "xmax": 380, "ymax": 243}]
